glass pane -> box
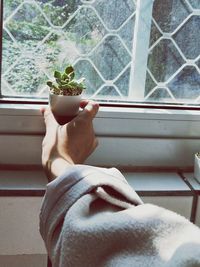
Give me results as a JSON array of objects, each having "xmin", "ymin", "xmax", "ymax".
[
  {"xmin": 1, "ymin": 0, "xmax": 136, "ymax": 98},
  {"xmin": 145, "ymin": 0, "xmax": 200, "ymax": 104},
  {"xmin": 1, "ymin": 0, "xmax": 200, "ymax": 105}
]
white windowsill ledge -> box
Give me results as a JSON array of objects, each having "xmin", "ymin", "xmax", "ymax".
[
  {"xmin": 0, "ymin": 169, "xmax": 192, "ymax": 194},
  {"xmin": 0, "ymin": 169, "xmax": 195, "ymax": 222},
  {"xmin": 0, "ymin": 104, "xmax": 200, "ymax": 168}
]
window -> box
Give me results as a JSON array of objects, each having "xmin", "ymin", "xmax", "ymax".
[
  {"xmin": 145, "ymin": 0, "xmax": 200, "ymax": 104},
  {"xmin": 1, "ymin": 0, "xmax": 200, "ymax": 105}
]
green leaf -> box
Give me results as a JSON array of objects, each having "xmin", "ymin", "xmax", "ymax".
[
  {"xmin": 61, "ymin": 84, "xmax": 72, "ymax": 89},
  {"xmin": 65, "ymin": 65, "xmax": 74, "ymax": 75},
  {"xmin": 68, "ymin": 81, "xmax": 78, "ymax": 87},
  {"xmin": 47, "ymin": 81, "xmax": 53, "ymax": 87},
  {"xmin": 54, "ymin": 70, "xmax": 62, "ymax": 79},
  {"xmin": 56, "ymin": 78, "xmax": 62, "ymax": 85},
  {"xmin": 60, "ymin": 80, "xmax": 68, "ymax": 85},
  {"xmin": 69, "ymin": 71, "xmax": 75, "ymax": 81},
  {"xmin": 62, "ymin": 73, "xmax": 69, "ymax": 81}
]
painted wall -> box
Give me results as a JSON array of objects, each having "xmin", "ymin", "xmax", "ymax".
[{"xmin": 0, "ymin": 197, "xmax": 47, "ymax": 267}]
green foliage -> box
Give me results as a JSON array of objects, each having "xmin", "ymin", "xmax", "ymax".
[
  {"xmin": 7, "ymin": 20, "xmax": 49, "ymax": 41},
  {"xmin": 54, "ymin": 71, "xmax": 62, "ymax": 79},
  {"xmin": 3, "ymin": 0, "xmax": 23, "ymax": 20},
  {"xmin": 3, "ymin": 0, "xmax": 130, "ymax": 97},
  {"xmin": 40, "ymin": 0, "xmax": 80, "ymax": 26},
  {"xmin": 5, "ymin": 57, "xmax": 46, "ymax": 94},
  {"xmin": 3, "ymin": 0, "xmax": 79, "ymax": 95},
  {"xmin": 47, "ymin": 65, "xmax": 86, "ymax": 96}
]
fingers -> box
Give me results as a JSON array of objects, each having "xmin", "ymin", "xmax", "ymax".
[
  {"xmin": 79, "ymin": 100, "xmax": 99, "ymax": 120},
  {"xmin": 80, "ymin": 99, "xmax": 89, "ymax": 109}
]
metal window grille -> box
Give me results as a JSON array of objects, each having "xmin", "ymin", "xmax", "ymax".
[{"xmin": 1, "ymin": 0, "xmax": 200, "ymax": 105}]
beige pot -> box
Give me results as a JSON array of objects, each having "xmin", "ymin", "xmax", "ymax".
[{"xmin": 49, "ymin": 93, "xmax": 81, "ymax": 117}]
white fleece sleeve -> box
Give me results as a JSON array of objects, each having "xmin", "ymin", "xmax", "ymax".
[{"xmin": 40, "ymin": 165, "xmax": 200, "ymax": 267}]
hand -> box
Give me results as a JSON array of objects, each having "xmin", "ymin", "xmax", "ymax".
[{"xmin": 41, "ymin": 100, "xmax": 99, "ymax": 181}]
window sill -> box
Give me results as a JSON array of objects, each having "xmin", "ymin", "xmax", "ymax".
[
  {"xmin": 0, "ymin": 169, "xmax": 199, "ymax": 225},
  {"xmin": 1, "ymin": 103, "xmax": 200, "ymax": 136},
  {"xmin": 0, "ymin": 103, "xmax": 200, "ymax": 167},
  {"xmin": 0, "ymin": 168, "xmax": 47, "ymax": 196}
]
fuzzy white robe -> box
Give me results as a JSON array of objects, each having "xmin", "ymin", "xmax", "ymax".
[{"xmin": 40, "ymin": 165, "xmax": 200, "ymax": 267}]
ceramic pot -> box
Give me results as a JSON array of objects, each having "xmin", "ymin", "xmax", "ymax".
[
  {"xmin": 49, "ymin": 93, "xmax": 81, "ymax": 123},
  {"xmin": 194, "ymin": 153, "xmax": 200, "ymax": 183}
]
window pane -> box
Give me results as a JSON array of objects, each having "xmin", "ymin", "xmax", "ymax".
[
  {"xmin": 145, "ymin": 0, "xmax": 200, "ymax": 104},
  {"xmin": 1, "ymin": 0, "xmax": 200, "ymax": 105},
  {"xmin": 1, "ymin": 0, "xmax": 136, "ymax": 99}
]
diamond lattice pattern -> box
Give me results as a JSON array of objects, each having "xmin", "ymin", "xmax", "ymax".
[
  {"xmin": 2, "ymin": 0, "xmax": 136, "ymax": 98},
  {"xmin": 2, "ymin": 0, "xmax": 200, "ymax": 104},
  {"xmin": 145, "ymin": 0, "xmax": 200, "ymax": 103}
]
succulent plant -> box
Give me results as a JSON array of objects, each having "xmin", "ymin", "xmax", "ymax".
[{"xmin": 47, "ymin": 65, "xmax": 85, "ymax": 96}]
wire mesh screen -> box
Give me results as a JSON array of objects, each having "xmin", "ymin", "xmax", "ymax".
[
  {"xmin": 145, "ymin": 0, "xmax": 200, "ymax": 104},
  {"xmin": 2, "ymin": 0, "xmax": 136, "ymax": 100},
  {"xmin": 1, "ymin": 0, "xmax": 200, "ymax": 104}
]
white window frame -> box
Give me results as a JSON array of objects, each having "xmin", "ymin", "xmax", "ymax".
[
  {"xmin": 129, "ymin": 0, "xmax": 153, "ymax": 100},
  {"xmin": 0, "ymin": 103, "xmax": 200, "ymax": 170},
  {"xmin": 0, "ymin": 0, "xmax": 200, "ymax": 170}
]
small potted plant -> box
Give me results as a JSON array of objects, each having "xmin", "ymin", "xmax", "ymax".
[{"xmin": 47, "ymin": 65, "xmax": 85, "ymax": 122}]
